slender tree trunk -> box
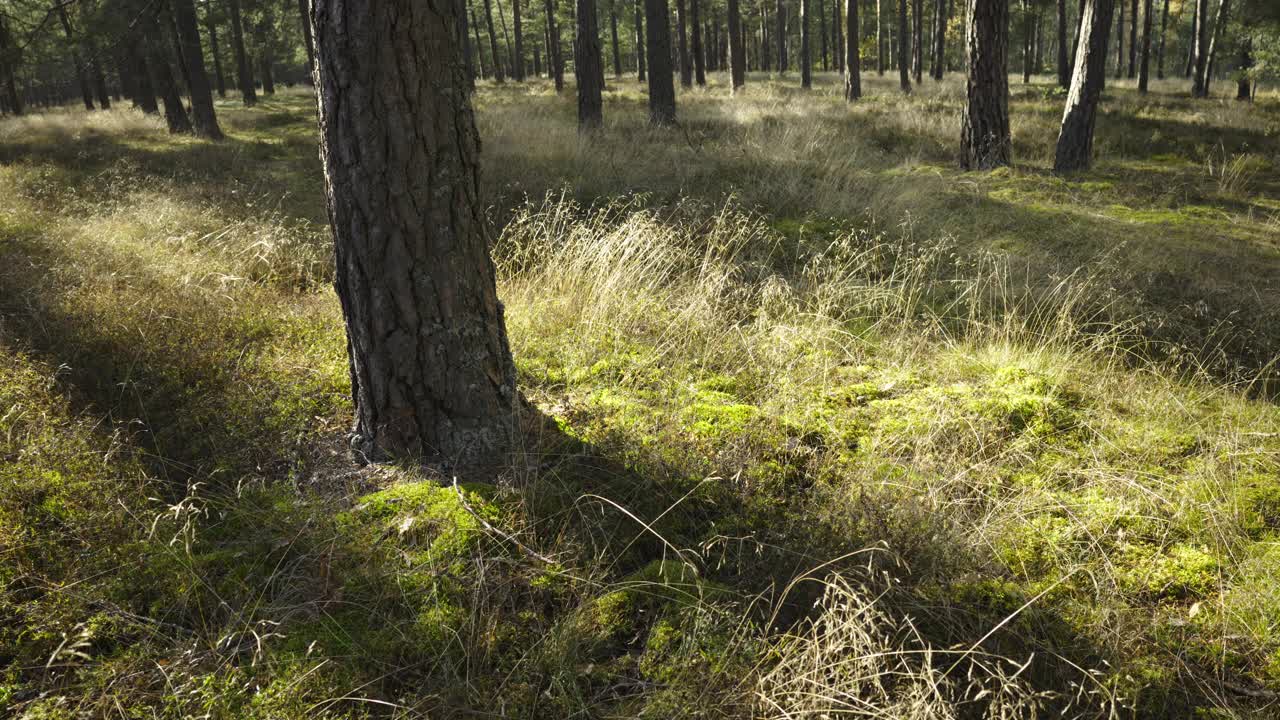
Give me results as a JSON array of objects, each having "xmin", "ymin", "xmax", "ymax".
[
  {"xmin": 172, "ymin": 0, "xmax": 224, "ymax": 138},
  {"xmin": 845, "ymin": 0, "xmax": 862, "ymax": 98},
  {"xmin": 1137, "ymin": 0, "xmax": 1151, "ymax": 91},
  {"xmin": 472, "ymin": 7, "xmax": 488, "ymax": 78},
  {"xmin": 677, "ymin": 0, "xmax": 693, "ymax": 84},
  {"xmin": 635, "ymin": 0, "xmax": 647, "ymax": 79},
  {"xmin": 646, "ymin": 0, "xmax": 676, "ymax": 121},
  {"xmin": 513, "ymin": 0, "xmax": 525, "ymax": 79},
  {"xmin": 297, "ymin": 0, "xmax": 315, "ymax": 71},
  {"xmin": 776, "ymin": 0, "xmax": 787, "ymax": 71},
  {"xmin": 962, "ymin": 0, "xmax": 1010, "ymax": 169},
  {"xmin": 1055, "ymin": 0, "xmax": 1115, "ymax": 172},
  {"xmin": 312, "ymin": 0, "xmax": 516, "ymax": 467},
  {"xmin": 462, "ymin": 1, "xmax": 477, "ymax": 88},
  {"xmin": 818, "ymin": 0, "xmax": 828, "ymax": 69},
  {"xmin": 130, "ymin": 45, "xmax": 159, "ymax": 113},
  {"xmin": 834, "ymin": 0, "xmax": 843, "ymax": 71},
  {"xmin": 55, "ymin": 6, "xmax": 94, "ymax": 110},
  {"xmin": 1203, "ymin": 0, "xmax": 1229, "ymax": 96},
  {"xmin": 898, "ymin": 0, "xmax": 911, "ymax": 89},
  {"xmin": 144, "ymin": 17, "xmax": 193, "ymax": 133},
  {"xmin": 1184, "ymin": 0, "xmax": 1197, "ymax": 78},
  {"xmin": 1190, "ymin": 0, "xmax": 1208, "ymax": 95},
  {"xmin": 692, "ymin": 0, "xmax": 706, "ymax": 82},
  {"xmin": 932, "ymin": 0, "xmax": 947, "ymax": 77},
  {"xmin": 913, "ymin": 0, "xmax": 923, "ymax": 82},
  {"xmin": 1056, "ymin": 0, "xmax": 1069, "ymax": 85},
  {"xmin": 484, "ymin": 0, "xmax": 506, "ymax": 80},
  {"xmin": 1113, "ymin": 0, "xmax": 1122, "ymax": 79},
  {"xmin": 577, "ymin": 0, "xmax": 605, "ymax": 125},
  {"xmin": 207, "ymin": 4, "xmax": 227, "ymax": 96},
  {"xmin": 228, "ymin": 0, "xmax": 256, "ymax": 105},
  {"xmin": 610, "ymin": 0, "xmax": 623, "ymax": 76},
  {"xmin": 729, "ymin": 0, "xmax": 747, "ymax": 88},
  {"xmin": 1155, "ymin": 0, "xmax": 1167, "ymax": 78},
  {"xmin": 1023, "ymin": 0, "xmax": 1033, "ymax": 83},
  {"xmin": 800, "ymin": 0, "xmax": 811, "ymax": 86},
  {"xmin": 877, "ymin": 0, "xmax": 885, "ymax": 73},
  {"xmin": 0, "ymin": 19, "xmax": 22, "ymax": 116},
  {"xmin": 546, "ymin": 0, "xmax": 564, "ymax": 89},
  {"xmin": 1127, "ymin": 0, "xmax": 1136, "ymax": 77}
]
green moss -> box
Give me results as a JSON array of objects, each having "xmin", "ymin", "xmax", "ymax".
[{"xmin": 1117, "ymin": 543, "xmax": 1219, "ymax": 601}]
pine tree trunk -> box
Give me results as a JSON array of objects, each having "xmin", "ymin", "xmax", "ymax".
[
  {"xmin": 819, "ymin": 0, "xmax": 828, "ymax": 69},
  {"xmin": 1056, "ymin": 0, "xmax": 1069, "ymax": 85},
  {"xmin": 55, "ymin": 6, "xmax": 94, "ymax": 110},
  {"xmin": 1055, "ymin": 0, "xmax": 1115, "ymax": 172},
  {"xmin": 800, "ymin": 0, "xmax": 811, "ymax": 86},
  {"xmin": 961, "ymin": 0, "xmax": 1010, "ymax": 169},
  {"xmin": 729, "ymin": 0, "xmax": 746, "ymax": 88},
  {"xmin": 846, "ymin": 0, "xmax": 862, "ymax": 98},
  {"xmin": 228, "ymin": 0, "xmax": 257, "ymax": 105},
  {"xmin": 1137, "ymin": 0, "xmax": 1151, "ymax": 91},
  {"xmin": 172, "ymin": 0, "xmax": 224, "ymax": 139},
  {"xmin": 0, "ymin": 18, "xmax": 22, "ymax": 116},
  {"xmin": 1155, "ymin": 0, "xmax": 1167, "ymax": 78},
  {"xmin": 834, "ymin": 0, "xmax": 844, "ymax": 72},
  {"xmin": 1184, "ymin": 0, "xmax": 1197, "ymax": 78},
  {"xmin": 932, "ymin": 0, "xmax": 947, "ymax": 78},
  {"xmin": 610, "ymin": 0, "xmax": 623, "ymax": 77},
  {"xmin": 1113, "ymin": 0, "xmax": 1123, "ymax": 79},
  {"xmin": 577, "ymin": 0, "xmax": 605, "ymax": 126},
  {"xmin": 90, "ymin": 55, "xmax": 110, "ymax": 108},
  {"xmin": 877, "ymin": 0, "xmax": 885, "ymax": 73},
  {"xmin": 678, "ymin": 0, "xmax": 692, "ymax": 84},
  {"xmin": 260, "ymin": 51, "xmax": 276, "ymax": 93},
  {"xmin": 1126, "ymin": 0, "xmax": 1136, "ymax": 77},
  {"xmin": 776, "ymin": 0, "xmax": 787, "ymax": 71},
  {"xmin": 546, "ymin": 0, "xmax": 564, "ymax": 90},
  {"xmin": 646, "ymin": 0, "xmax": 676, "ymax": 121},
  {"xmin": 312, "ymin": 0, "xmax": 516, "ymax": 468},
  {"xmin": 144, "ymin": 17, "xmax": 193, "ymax": 134},
  {"xmin": 207, "ymin": 5, "xmax": 227, "ymax": 96},
  {"xmin": 297, "ymin": 0, "xmax": 316, "ymax": 71},
  {"xmin": 692, "ymin": 0, "xmax": 707, "ymax": 82},
  {"xmin": 912, "ymin": 0, "xmax": 923, "ymax": 82},
  {"xmin": 897, "ymin": 0, "xmax": 911, "ymax": 89},
  {"xmin": 513, "ymin": 0, "xmax": 525, "ymax": 79},
  {"xmin": 484, "ymin": 0, "xmax": 506, "ymax": 80},
  {"xmin": 472, "ymin": 7, "xmax": 489, "ymax": 78},
  {"xmin": 635, "ymin": 0, "xmax": 648, "ymax": 79},
  {"xmin": 130, "ymin": 45, "xmax": 160, "ymax": 113}
]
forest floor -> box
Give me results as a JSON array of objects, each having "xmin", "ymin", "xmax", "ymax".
[{"xmin": 2, "ymin": 74, "xmax": 1280, "ymax": 719}]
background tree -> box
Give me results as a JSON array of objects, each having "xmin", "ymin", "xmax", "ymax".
[
  {"xmin": 1203, "ymin": 0, "xmax": 1232, "ymax": 95},
  {"xmin": 1190, "ymin": 0, "xmax": 1208, "ymax": 92},
  {"xmin": 845, "ymin": 0, "xmax": 861, "ymax": 98},
  {"xmin": 692, "ymin": 0, "xmax": 706, "ymax": 82},
  {"xmin": 645, "ymin": 0, "xmax": 676, "ymax": 123},
  {"xmin": 1056, "ymin": 0, "xmax": 1070, "ymax": 84},
  {"xmin": 898, "ymin": 0, "xmax": 910, "ymax": 89},
  {"xmin": 678, "ymin": 0, "xmax": 692, "ymax": 85},
  {"xmin": 1137, "ymin": 0, "xmax": 1151, "ymax": 90},
  {"xmin": 1055, "ymin": 0, "xmax": 1116, "ymax": 172},
  {"xmin": 729, "ymin": 0, "xmax": 746, "ymax": 88},
  {"xmin": 206, "ymin": 1, "xmax": 227, "ymax": 96},
  {"xmin": 228, "ymin": 0, "xmax": 256, "ymax": 105},
  {"xmin": 961, "ymin": 0, "xmax": 1011, "ymax": 169},
  {"xmin": 800, "ymin": 0, "xmax": 810, "ymax": 86},
  {"xmin": 312, "ymin": 0, "xmax": 516, "ymax": 467},
  {"xmin": 932, "ymin": 0, "xmax": 947, "ymax": 77},
  {"xmin": 577, "ymin": 0, "xmax": 604, "ymax": 127},
  {"xmin": 172, "ymin": 0, "xmax": 224, "ymax": 139},
  {"xmin": 545, "ymin": 0, "xmax": 564, "ymax": 90},
  {"xmin": 513, "ymin": 0, "xmax": 525, "ymax": 79},
  {"xmin": 635, "ymin": 0, "xmax": 647, "ymax": 80}
]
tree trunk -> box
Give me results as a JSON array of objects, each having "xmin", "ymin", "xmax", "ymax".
[
  {"xmin": 1055, "ymin": 0, "xmax": 1115, "ymax": 172},
  {"xmin": 610, "ymin": 0, "xmax": 624, "ymax": 76},
  {"xmin": 646, "ymin": 0, "xmax": 676, "ymax": 122},
  {"xmin": 1127, "ymin": 0, "xmax": 1136, "ymax": 77},
  {"xmin": 90, "ymin": 54, "xmax": 110, "ymax": 108},
  {"xmin": 144, "ymin": 16, "xmax": 193, "ymax": 134},
  {"xmin": 818, "ymin": 0, "xmax": 827, "ymax": 69},
  {"xmin": 800, "ymin": 0, "xmax": 811, "ymax": 86},
  {"xmin": 1056, "ymin": 0, "xmax": 1069, "ymax": 85},
  {"xmin": 961, "ymin": 0, "xmax": 1010, "ymax": 169},
  {"xmin": 877, "ymin": 0, "xmax": 885, "ymax": 73},
  {"xmin": 577, "ymin": 0, "xmax": 605, "ymax": 126},
  {"xmin": 635, "ymin": 0, "xmax": 647, "ymax": 80},
  {"xmin": 1022, "ymin": 0, "xmax": 1032, "ymax": 83},
  {"xmin": 677, "ymin": 0, "xmax": 692, "ymax": 84},
  {"xmin": 1137, "ymin": 0, "xmax": 1151, "ymax": 91},
  {"xmin": 834, "ymin": 0, "xmax": 844, "ymax": 72},
  {"xmin": 1155, "ymin": 0, "xmax": 1167, "ymax": 78},
  {"xmin": 1184, "ymin": 0, "xmax": 1197, "ymax": 78},
  {"xmin": 546, "ymin": 0, "xmax": 564, "ymax": 90},
  {"xmin": 1203, "ymin": 0, "xmax": 1230, "ymax": 96},
  {"xmin": 228, "ymin": 0, "xmax": 257, "ymax": 105},
  {"xmin": 207, "ymin": 4, "xmax": 227, "ymax": 96},
  {"xmin": 932, "ymin": 0, "xmax": 947, "ymax": 78},
  {"xmin": 484, "ymin": 0, "xmax": 506, "ymax": 81},
  {"xmin": 0, "ymin": 18, "xmax": 22, "ymax": 116},
  {"xmin": 462, "ymin": 1, "xmax": 477, "ymax": 88},
  {"xmin": 495, "ymin": 0, "xmax": 515, "ymax": 75},
  {"xmin": 297, "ymin": 0, "xmax": 315, "ymax": 71},
  {"xmin": 172, "ymin": 0, "xmax": 224, "ymax": 139},
  {"xmin": 513, "ymin": 0, "xmax": 525, "ymax": 79},
  {"xmin": 898, "ymin": 0, "xmax": 911, "ymax": 89},
  {"xmin": 312, "ymin": 0, "xmax": 516, "ymax": 468},
  {"xmin": 472, "ymin": 6, "xmax": 488, "ymax": 78},
  {"xmin": 729, "ymin": 0, "xmax": 746, "ymax": 88},
  {"xmin": 845, "ymin": 0, "xmax": 862, "ymax": 98},
  {"xmin": 692, "ymin": 0, "xmax": 707, "ymax": 82},
  {"xmin": 56, "ymin": 6, "xmax": 95, "ymax": 110},
  {"xmin": 776, "ymin": 0, "xmax": 787, "ymax": 71},
  {"xmin": 1235, "ymin": 36, "xmax": 1251, "ymax": 100},
  {"xmin": 130, "ymin": 45, "xmax": 159, "ymax": 113},
  {"xmin": 912, "ymin": 0, "xmax": 923, "ymax": 82},
  {"xmin": 1113, "ymin": 0, "xmax": 1122, "ymax": 79},
  {"xmin": 1190, "ymin": 0, "xmax": 1208, "ymax": 95}
]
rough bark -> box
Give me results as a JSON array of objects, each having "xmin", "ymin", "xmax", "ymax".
[
  {"xmin": 513, "ymin": 0, "xmax": 525, "ymax": 79},
  {"xmin": 311, "ymin": 0, "xmax": 516, "ymax": 468},
  {"xmin": 678, "ymin": 0, "xmax": 693, "ymax": 84},
  {"xmin": 729, "ymin": 0, "xmax": 746, "ymax": 88},
  {"xmin": 1056, "ymin": 0, "xmax": 1069, "ymax": 85},
  {"xmin": 961, "ymin": 0, "xmax": 1010, "ymax": 169},
  {"xmin": 228, "ymin": 0, "xmax": 256, "ymax": 105},
  {"xmin": 577, "ymin": 0, "xmax": 604, "ymax": 126},
  {"xmin": 692, "ymin": 0, "xmax": 706, "ymax": 82},
  {"xmin": 646, "ymin": 0, "xmax": 676, "ymax": 122},
  {"xmin": 897, "ymin": 0, "xmax": 911, "ymax": 89},
  {"xmin": 546, "ymin": 0, "xmax": 564, "ymax": 90},
  {"xmin": 297, "ymin": 0, "xmax": 316, "ymax": 71},
  {"xmin": 1054, "ymin": 0, "xmax": 1115, "ymax": 172},
  {"xmin": 800, "ymin": 0, "xmax": 811, "ymax": 86},
  {"xmin": 1190, "ymin": 0, "xmax": 1209, "ymax": 95},
  {"xmin": 206, "ymin": 3, "xmax": 227, "ymax": 96},
  {"xmin": 845, "ymin": 0, "xmax": 861, "ymax": 98},
  {"xmin": 1137, "ymin": 0, "xmax": 1151, "ymax": 91},
  {"xmin": 172, "ymin": 0, "xmax": 224, "ymax": 139}
]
